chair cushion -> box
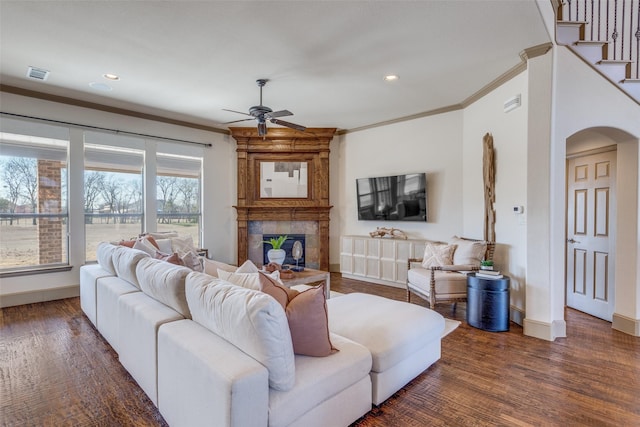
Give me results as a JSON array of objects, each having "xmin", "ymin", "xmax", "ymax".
[
  {"xmin": 407, "ymin": 268, "xmax": 468, "ymax": 298},
  {"xmin": 185, "ymin": 273, "xmax": 295, "ymax": 391},
  {"xmin": 421, "ymin": 243, "xmax": 457, "ymax": 268},
  {"xmin": 450, "ymin": 236, "xmax": 487, "ymax": 267}
]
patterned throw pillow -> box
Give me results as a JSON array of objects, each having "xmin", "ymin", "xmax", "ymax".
[{"xmin": 421, "ymin": 243, "xmax": 457, "ymax": 269}]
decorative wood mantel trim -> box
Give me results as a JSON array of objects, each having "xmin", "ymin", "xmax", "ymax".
[{"xmin": 231, "ymin": 127, "xmax": 337, "ymax": 270}]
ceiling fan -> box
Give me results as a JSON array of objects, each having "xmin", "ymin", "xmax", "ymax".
[{"xmin": 223, "ymin": 79, "xmax": 307, "ymax": 136}]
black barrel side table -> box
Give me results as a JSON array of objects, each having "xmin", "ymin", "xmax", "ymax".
[{"xmin": 466, "ymin": 273, "xmax": 510, "ymax": 332}]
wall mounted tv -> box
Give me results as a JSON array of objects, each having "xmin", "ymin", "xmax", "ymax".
[{"xmin": 356, "ymin": 173, "xmax": 427, "ymax": 221}]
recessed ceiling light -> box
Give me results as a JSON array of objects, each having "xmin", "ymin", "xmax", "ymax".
[
  {"xmin": 103, "ymin": 73, "xmax": 120, "ymax": 81},
  {"xmin": 384, "ymin": 75, "xmax": 399, "ymax": 82},
  {"xmin": 89, "ymin": 82, "xmax": 112, "ymax": 91}
]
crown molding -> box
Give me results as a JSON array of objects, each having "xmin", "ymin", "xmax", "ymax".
[{"xmin": 0, "ymin": 84, "xmax": 230, "ymax": 135}]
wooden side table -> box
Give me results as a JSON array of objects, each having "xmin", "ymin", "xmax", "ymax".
[{"xmin": 278, "ymin": 268, "xmax": 331, "ymax": 298}]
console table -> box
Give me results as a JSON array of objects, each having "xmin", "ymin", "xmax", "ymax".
[{"xmin": 340, "ymin": 235, "xmax": 430, "ymax": 288}]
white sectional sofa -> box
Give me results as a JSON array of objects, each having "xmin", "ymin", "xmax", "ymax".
[{"xmin": 79, "ymin": 242, "xmax": 445, "ymax": 427}]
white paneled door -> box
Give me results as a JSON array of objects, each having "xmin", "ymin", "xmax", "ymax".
[{"xmin": 566, "ymin": 150, "xmax": 616, "ymax": 321}]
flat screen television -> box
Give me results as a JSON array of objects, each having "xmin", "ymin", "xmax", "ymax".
[{"xmin": 356, "ymin": 173, "xmax": 427, "ymax": 221}]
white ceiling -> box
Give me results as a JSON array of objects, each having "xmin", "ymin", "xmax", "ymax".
[{"xmin": 0, "ymin": 1, "xmax": 551, "ymax": 133}]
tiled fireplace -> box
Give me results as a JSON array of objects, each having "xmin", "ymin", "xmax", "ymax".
[
  {"xmin": 231, "ymin": 127, "xmax": 336, "ymax": 271},
  {"xmin": 251, "ymin": 225, "xmax": 315, "ymax": 268}
]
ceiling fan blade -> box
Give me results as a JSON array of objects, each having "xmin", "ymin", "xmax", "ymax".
[
  {"xmin": 265, "ymin": 110, "xmax": 293, "ymax": 119},
  {"xmin": 269, "ymin": 118, "xmax": 306, "ymax": 132},
  {"xmin": 258, "ymin": 122, "xmax": 267, "ymax": 136},
  {"xmin": 222, "ymin": 118, "xmax": 255, "ymax": 124},
  {"xmin": 222, "ymin": 108, "xmax": 252, "ymax": 117}
]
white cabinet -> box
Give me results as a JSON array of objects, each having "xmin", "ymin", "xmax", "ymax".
[{"xmin": 340, "ymin": 235, "xmax": 427, "ymax": 288}]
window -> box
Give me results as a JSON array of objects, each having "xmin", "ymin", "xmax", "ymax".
[
  {"xmin": 156, "ymin": 151, "xmax": 202, "ymax": 248},
  {"xmin": 84, "ymin": 132, "xmax": 144, "ymax": 261},
  {"xmin": 0, "ymin": 119, "xmax": 69, "ymax": 271}
]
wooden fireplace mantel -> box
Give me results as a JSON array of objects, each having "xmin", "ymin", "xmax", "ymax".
[{"xmin": 231, "ymin": 127, "xmax": 337, "ymax": 270}]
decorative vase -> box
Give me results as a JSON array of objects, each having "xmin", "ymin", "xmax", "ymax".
[{"xmin": 267, "ymin": 248, "xmax": 286, "ymax": 265}]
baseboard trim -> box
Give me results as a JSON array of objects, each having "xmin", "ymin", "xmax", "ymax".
[
  {"xmin": 0, "ymin": 285, "xmax": 79, "ymax": 308},
  {"xmin": 510, "ymin": 305, "xmax": 525, "ymax": 326},
  {"xmin": 523, "ymin": 318, "xmax": 567, "ymax": 341},
  {"xmin": 612, "ymin": 313, "xmax": 640, "ymax": 336}
]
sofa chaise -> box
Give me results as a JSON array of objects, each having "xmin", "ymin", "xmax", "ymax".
[{"xmin": 79, "ymin": 242, "xmax": 445, "ymax": 426}]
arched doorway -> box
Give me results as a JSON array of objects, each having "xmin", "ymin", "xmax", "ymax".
[{"xmin": 565, "ymin": 127, "xmax": 638, "ymax": 330}]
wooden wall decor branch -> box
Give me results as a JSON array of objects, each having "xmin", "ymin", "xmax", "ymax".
[{"xmin": 483, "ymin": 132, "xmax": 496, "ymax": 242}]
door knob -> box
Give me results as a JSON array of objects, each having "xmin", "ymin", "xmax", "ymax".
[{"xmin": 567, "ymin": 238, "xmax": 580, "ymax": 244}]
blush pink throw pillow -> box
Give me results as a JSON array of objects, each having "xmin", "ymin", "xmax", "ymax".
[{"xmin": 258, "ymin": 273, "xmax": 336, "ymax": 357}]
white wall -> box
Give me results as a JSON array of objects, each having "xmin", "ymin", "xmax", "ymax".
[
  {"xmin": 462, "ymin": 72, "xmax": 529, "ymax": 322},
  {"xmin": 0, "ymin": 92, "xmax": 236, "ymax": 304},
  {"xmin": 550, "ymin": 47, "xmax": 640, "ymax": 333},
  {"xmin": 332, "ymin": 110, "xmax": 464, "ymax": 265}
]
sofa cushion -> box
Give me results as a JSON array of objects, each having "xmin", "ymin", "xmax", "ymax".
[
  {"xmin": 327, "ymin": 293, "xmax": 445, "ymax": 373},
  {"xmin": 268, "ymin": 333, "xmax": 372, "ymax": 427},
  {"xmin": 136, "ymin": 257, "xmax": 193, "ymax": 318},
  {"xmin": 96, "ymin": 242, "xmax": 118, "ymax": 275},
  {"xmin": 203, "ymin": 258, "xmax": 236, "ymax": 278},
  {"xmin": 186, "ymin": 274, "xmax": 295, "ymax": 391},
  {"xmin": 111, "ymin": 246, "xmax": 150, "ymax": 288},
  {"xmin": 421, "ymin": 243, "xmax": 456, "ymax": 268},
  {"xmin": 450, "ymin": 236, "xmax": 487, "ymax": 267}
]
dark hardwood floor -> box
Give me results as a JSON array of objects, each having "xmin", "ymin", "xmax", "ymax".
[{"xmin": 1, "ymin": 273, "xmax": 638, "ymax": 426}]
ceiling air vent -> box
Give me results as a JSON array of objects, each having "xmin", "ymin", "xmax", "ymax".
[
  {"xmin": 503, "ymin": 94, "xmax": 521, "ymax": 113},
  {"xmin": 26, "ymin": 66, "xmax": 50, "ymax": 81}
]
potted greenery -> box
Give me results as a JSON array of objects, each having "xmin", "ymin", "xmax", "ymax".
[
  {"xmin": 480, "ymin": 260, "xmax": 494, "ymax": 271},
  {"xmin": 262, "ymin": 235, "xmax": 289, "ymax": 265}
]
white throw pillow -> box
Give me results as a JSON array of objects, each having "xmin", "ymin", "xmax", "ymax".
[
  {"xmin": 155, "ymin": 238, "xmax": 173, "ymax": 254},
  {"xmin": 180, "ymin": 250, "xmax": 203, "ymax": 272},
  {"xmin": 421, "ymin": 243, "xmax": 457, "ymax": 269},
  {"xmin": 170, "ymin": 235, "xmax": 196, "ymax": 255},
  {"xmin": 450, "ymin": 236, "xmax": 487, "ymax": 267},
  {"xmin": 133, "ymin": 238, "xmax": 157, "ymax": 257},
  {"xmin": 218, "ymin": 269, "xmax": 281, "ymax": 290},
  {"xmin": 203, "ymin": 258, "xmax": 237, "ymax": 278},
  {"xmin": 235, "ymin": 259, "xmax": 260, "ymax": 273}
]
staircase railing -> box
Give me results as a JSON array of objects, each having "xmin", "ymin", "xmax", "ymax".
[{"xmin": 558, "ymin": 0, "xmax": 640, "ymax": 79}]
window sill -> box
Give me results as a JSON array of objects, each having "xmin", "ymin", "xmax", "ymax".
[{"xmin": 0, "ymin": 265, "xmax": 73, "ymax": 279}]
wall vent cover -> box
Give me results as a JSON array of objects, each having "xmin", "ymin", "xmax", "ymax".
[
  {"xmin": 26, "ymin": 66, "xmax": 50, "ymax": 81},
  {"xmin": 503, "ymin": 94, "xmax": 521, "ymax": 113}
]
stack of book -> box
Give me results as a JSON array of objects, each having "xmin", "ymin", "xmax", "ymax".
[{"xmin": 476, "ymin": 270, "xmax": 503, "ymax": 279}]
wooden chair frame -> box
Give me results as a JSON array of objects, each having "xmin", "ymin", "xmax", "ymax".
[{"xmin": 406, "ymin": 238, "xmax": 495, "ymax": 309}]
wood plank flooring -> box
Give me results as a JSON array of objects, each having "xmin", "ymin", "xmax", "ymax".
[{"xmin": 1, "ymin": 273, "xmax": 638, "ymax": 426}]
